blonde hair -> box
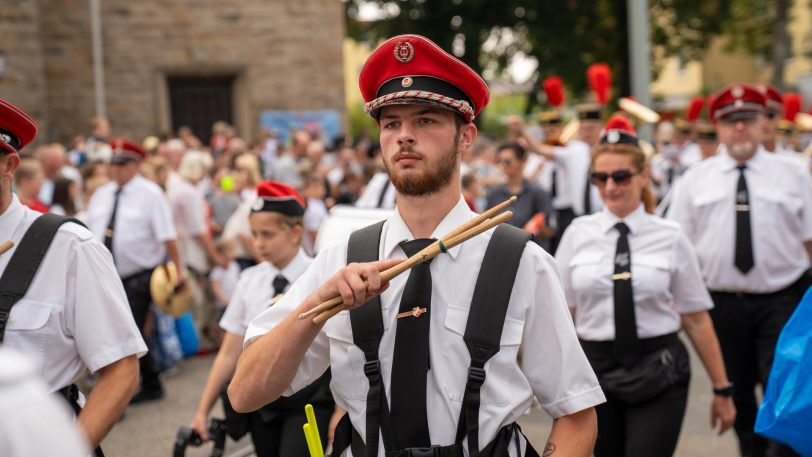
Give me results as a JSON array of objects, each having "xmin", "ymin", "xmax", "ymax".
[
  {"xmin": 591, "ymin": 142, "xmax": 656, "ymax": 214},
  {"xmin": 234, "ymin": 153, "xmax": 261, "ymax": 187}
]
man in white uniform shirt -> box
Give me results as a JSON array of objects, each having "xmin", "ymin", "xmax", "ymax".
[
  {"xmin": 229, "ymin": 34, "xmax": 603, "ymax": 457},
  {"xmin": 85, "ymin": 137, "xmax": 183, "ymax": 403},
  {"xmin": 0, "ymin": 99, "xmax": 145, "ymax": 453},
  {"xmin": 668, "ymin": 84, "xmax": 812, "ymax": 457}
]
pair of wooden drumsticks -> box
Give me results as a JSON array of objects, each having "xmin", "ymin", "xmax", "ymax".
[{"xmin": 299, "ymin": 196, "xmax": 517, "ymax": 325}]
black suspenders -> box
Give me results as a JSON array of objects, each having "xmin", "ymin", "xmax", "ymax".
[{"xmin": 338, "ymin": 221, "xmax": 534, "ymax": 457}]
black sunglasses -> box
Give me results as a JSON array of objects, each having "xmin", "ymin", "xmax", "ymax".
[{"xmin": 591, "ymin": 170, "xmax": 638, "ymax": 185}]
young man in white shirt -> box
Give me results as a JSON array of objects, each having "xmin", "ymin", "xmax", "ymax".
[{"xmin": 229, "ymin": 34, "xmax": 603, "ymax": 457}]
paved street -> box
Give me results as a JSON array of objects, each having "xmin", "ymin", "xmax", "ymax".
[{"xmin": 102, "ymin": 336, "xmax": 739, "ymax": 456}]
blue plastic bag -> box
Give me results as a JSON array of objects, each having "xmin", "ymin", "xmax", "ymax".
[
  {"xmin": 755, "ymin": 285, "xmax": 812, "ymax": 456},
  {"xmin": 149, "ymin": 305, "xmax": 183, "ymax": 372},
  {"xmin": 175, "ymin": 311, "xmax": 200, "ymax": 358}
]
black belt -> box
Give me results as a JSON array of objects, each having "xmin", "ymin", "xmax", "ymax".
[
  {"xmin": 58, "ymin": 384, "xmax": 105, "ymax": 457},
  {"xmin": 121, "ymin": 268, "xmax": 156, "ymax": 283},
  {"xmin": 579, "ymin": 332, "xmax": 678, "ymax": 355}
]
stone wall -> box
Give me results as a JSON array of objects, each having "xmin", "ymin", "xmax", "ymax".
[{"xmin": 1, "ymin": 0, "xmax": 346, "ymax": 145}]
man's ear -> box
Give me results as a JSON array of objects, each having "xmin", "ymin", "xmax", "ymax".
[
  {"xmin": 1, "ymin": 153, "xmax": 20, "ymax": 180},
  {"xmin": 458, "ymin": 123, "xmax": 477, "ymax": 151}
]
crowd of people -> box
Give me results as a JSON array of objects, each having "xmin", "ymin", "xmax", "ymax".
[{"xmin": 3, "ymin": 32, "xmax": 812, "ymax": 457}]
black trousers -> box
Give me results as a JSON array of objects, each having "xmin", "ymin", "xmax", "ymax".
[
  {"xmin": 248, "ymin": 403, "xmax": 332, "ymax": 457},
  {"xmin": 581, "ymin": 336, "xmax": 690, "ymax": 457},
  {"xmin": 709, "ymin": 276, "xmax": 809, "ymax": 457},
  {"xmin": 551, "ymin": 207, "xmax": 576, "ymax": 255},
  {"xmin": 121, "ymin": 269, "xmax": 163, "ymax": 392}
]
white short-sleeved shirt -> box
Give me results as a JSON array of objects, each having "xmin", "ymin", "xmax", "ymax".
[
  {"xmin": 0, "ymin": 195, "xmax": 147, "ymax": 390},
  {"xmin": 85, "ymin": 174, "xmax": 177, "ymax": 277},
  {"xmin": 356, "ymin": 173, "xmax": 396, "ymax": 209},
  {"xmin": 0, "ymin": 350, "xmax": 89, "ymax": 457},
  {"xmin": 220, "ymin": 250, "xmax": 312, "ymax": 336},
  {"xmin": 167, "ymin": 172, "xmax": 209, "ymax": 271},
  {"xmin": 668, "ymin": 148, "xmax": 812, "ymax": 293},
  {"xmin": 209, "ymin": 260, "xmax": 241, "ymax": 303},
  {"xmin": 553, "ymin": 140, "xmax": 602, "ymax": 215},
  {"xmin": 556, "ymin": 206, "xmax": 713, "ymax": 341},
  {"xmin": 245, "ymin": 197, "xmax": 604, "ymax": 456}
]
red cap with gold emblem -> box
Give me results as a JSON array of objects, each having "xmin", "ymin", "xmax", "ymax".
[
  {"xmin": 754, "ymin": 83, "xmax": 784, "ymax": 115},
  {"xmin": 709, "ymin": 84, "xmax": 766, "ymax": 122},
  {"xmin": 359, "ymin": 34, "xmax": 490, "ymax": 123},
  {"xmin": 109, "ymin": 137, "xmax": 148, "ymax": 164},
  {"xmin": 0, "ymin": 99, "xmax": 38, "ymax": 155},
  {"xmin": 252, "ymin": 180, "xmax": 306, "ymax": 216}
]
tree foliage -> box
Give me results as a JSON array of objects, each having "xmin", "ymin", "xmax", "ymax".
[{"xmin": 345, "ymin": 0, "xmax": 793, "ymax": 106}]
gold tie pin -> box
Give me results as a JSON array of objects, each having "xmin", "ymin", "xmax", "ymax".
[
  {"xmin": 397, "ymin": 307, "xmax": 428, "ymax": 319},
  {"xmin": 612, "ymin": 272, "xmax": 632, "ymax": 281}
]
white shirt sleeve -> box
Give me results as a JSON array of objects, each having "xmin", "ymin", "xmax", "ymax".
[
  {"xmin": 520, "ymin": 247, "xmax": 605, "ymax": 418},
  {"xmin": 150, "ymin": 193, "xmax": 177, "ymax": 243},
  {"xmin": 219, "ymin": 274, "xmax": 252, "ymax": 336},
  {"xmin": 671, "ymin": 230, "xmax": 714, "ymax": 314},
  {"xmin": 245, "ymin": 251, "xmax": 332, "ymax": 395},
  {"xmin": 69, "ymin": 238, "xmax": 148, "ymax": 372},
  {"xmin": 553, "ymin": 225, "xmax": 577, "ymax": 311}
]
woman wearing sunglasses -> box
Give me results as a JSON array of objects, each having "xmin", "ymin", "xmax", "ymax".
[{"xmin": 554, "ymin": 116, "xmax": 736, "ymax": 457}]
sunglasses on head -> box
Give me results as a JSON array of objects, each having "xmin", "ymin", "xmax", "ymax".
[{"xmin": 591, "ymin": 169, "xmax": 638, "ymax": 185}]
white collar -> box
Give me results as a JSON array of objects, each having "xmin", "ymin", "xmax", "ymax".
[
  {"xmin": 0, "ymin": 194, "xmax": 26, "ymax": 242},
  {"xmin": 383, "ymin": 196, "xmax": 473, "ymax": 261},
  {"xmin": 598, "ymin": 204, "xmax": 647, "ymax": 235}
]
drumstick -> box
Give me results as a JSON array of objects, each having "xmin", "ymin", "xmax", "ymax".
[
  {"xmin": 310, "ymin": 210, "xmax": 513, "ymax": 325},
  {"xmin": 0, "ymin": 240, "xmax": 13, "ymax": 256},
  {"xmin": 298, "ymin": 197, "xmax": 516, "ymax": 321}
]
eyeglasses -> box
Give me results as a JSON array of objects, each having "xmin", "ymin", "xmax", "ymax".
[
  {"xmin": 591, "ymin": 170, "xmax": 638, "ymax": 185},
  {"xmin": 497, "ymin": 159, "xmax": 515, "ymax": 166}
]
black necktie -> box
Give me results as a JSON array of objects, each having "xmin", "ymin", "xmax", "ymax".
[
  {"xmin": 104, "ymin": 188, "xmax": 122, "ymax": 256},
  {"xmin": 551, "ymin": 168, "xmax": 558, "ymax": 199},
  {"xmin": 583, "ymin": 172, "xmax": 592, "ymax": 215},
  {"xmin": 734, "ymin": 165, "xmax": 754, "ymax": 273},
  {"xmin": 390, "ymin": 238, "xmax": 435, "ymax": 448},
  {"xmin": 613, "ymin": 222, "xmax": 640, "ymax": 366},
  {"xmin": 272, "ymin": 274, "xmax": 289, "ymax": 298}
]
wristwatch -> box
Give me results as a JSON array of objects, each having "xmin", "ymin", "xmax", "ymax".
[{"xmin": 713, "ymin": 383, "xmax": 735, "ymax": 397}]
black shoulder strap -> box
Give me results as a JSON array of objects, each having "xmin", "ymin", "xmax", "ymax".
[
  {"xmin": 346, "ymin": 220, "xmax": 396, "ymax": 455},
  {"xmin": 0, "ymin": 214, "xmax": 85, "ymax": 344},
  {"xmin": 456, "ymin": 224, "xmax": 530, "ymax": 453}
]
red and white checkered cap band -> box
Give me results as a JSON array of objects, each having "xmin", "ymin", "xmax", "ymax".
[
  {"xmin": 364, "ymin": 90, "xmax": 475, "ymax": 121},
  {"xmin": 713, "ymin": 101, "xmax": 765, "ymax": 120}
]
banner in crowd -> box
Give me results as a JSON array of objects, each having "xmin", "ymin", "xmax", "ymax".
[{"xmin": 259, "ymin": 109, "xmax": 343, "ymax": 147}]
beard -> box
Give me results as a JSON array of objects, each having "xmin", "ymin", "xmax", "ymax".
[
  {"xmin": 384, "ymin": 134, "xmax": 459, "ymax": 197},
  {"xmin": 727, "ymin": 141, "xmax": 757, "ymax": 160}
]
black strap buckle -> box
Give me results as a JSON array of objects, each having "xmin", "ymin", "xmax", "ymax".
[
  {"xmin": 467, "ymin": 366, "xmax": 486, "ymax": 387},
  {"xmin": 364, "ymin": 360, "xmax": 381, "ymax": 377}
]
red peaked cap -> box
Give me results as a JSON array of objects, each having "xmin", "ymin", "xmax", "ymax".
[
  {"xmin": 599, "ymin": 114, "xmax": 638, "ymax": 146},
  {"xmin": 543, "ymin": 77, "xmax": 565, "ymax": 107},
  {"xmin": 109, "ymin": 137, "xmax": 148, "ymax": 163},
  {"xmin": 253, "ymin": 180, "xmax": 306, "ymax": 216},
  {"xmin": 587, "ymin": 63, "xmax": 612, "ymax": 105},
  {"xmin": 686, "ymin": 96, "xmax": 705, "ymax": 122},
  {"xmin": 359, "ymin": 34, "xmax": 490, "ymax": 123},
  {"xmin": 603, "ymin": 114, "xmax": 636, "ymax": 135},
  {"xmin": 0, "ymin": 98, "xmax": 38, "ymax": 155},
  {"xmin": 709, "ymin": 84, "xmax": 766, "ymax": 122},
  {"xmin": 754, "ymin": 83, "xmax": 783, "ymax": 113},
  {"xmin": 783, "ymin": 93, "xmax": 802, "ymax": 122}
]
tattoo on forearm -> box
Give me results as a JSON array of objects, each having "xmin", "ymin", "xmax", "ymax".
[{"xmin": 543, "ymin": 443, "xmax": 557, "ymax": 456}]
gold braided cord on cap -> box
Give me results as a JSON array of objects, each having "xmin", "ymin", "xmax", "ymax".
[{"xmin": 364, "ymin": 90, "xmax": 475, "ymax": 120}]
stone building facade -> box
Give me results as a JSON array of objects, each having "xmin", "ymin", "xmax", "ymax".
[{"xmin": 0, "ymin": 0, "xmax": 346, "ymax": 145}]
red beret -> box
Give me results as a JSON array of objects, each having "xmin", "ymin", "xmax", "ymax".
[
  {"xmin": 109, "ymin": 137, "xmax": 148, "ymax": 163},
  {"xmin": 599, "ymin": 114, "xmax": 638, "ymax": 146},
  {"xmin": 710, "ymin": 84, "xmax": 766, "ymax": 122},
  {"xmin": 0, "ymin": 99, "xmax": 37, "ymax": 155},
  {"xmin": 359, "ymin": 34, "xmax": 489, "ymax": 123},
  {"xmin": 754, "ymin": 83, "xmax": 784, "ymax": 113},
  {"xmin": 252, "ymin": 180, "xmax": 306, "ymax": 217}
]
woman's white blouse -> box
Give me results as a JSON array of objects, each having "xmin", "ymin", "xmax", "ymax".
[{"xmin": 555, "ymin": 205, "xmax": 713, "ymax": 341}]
